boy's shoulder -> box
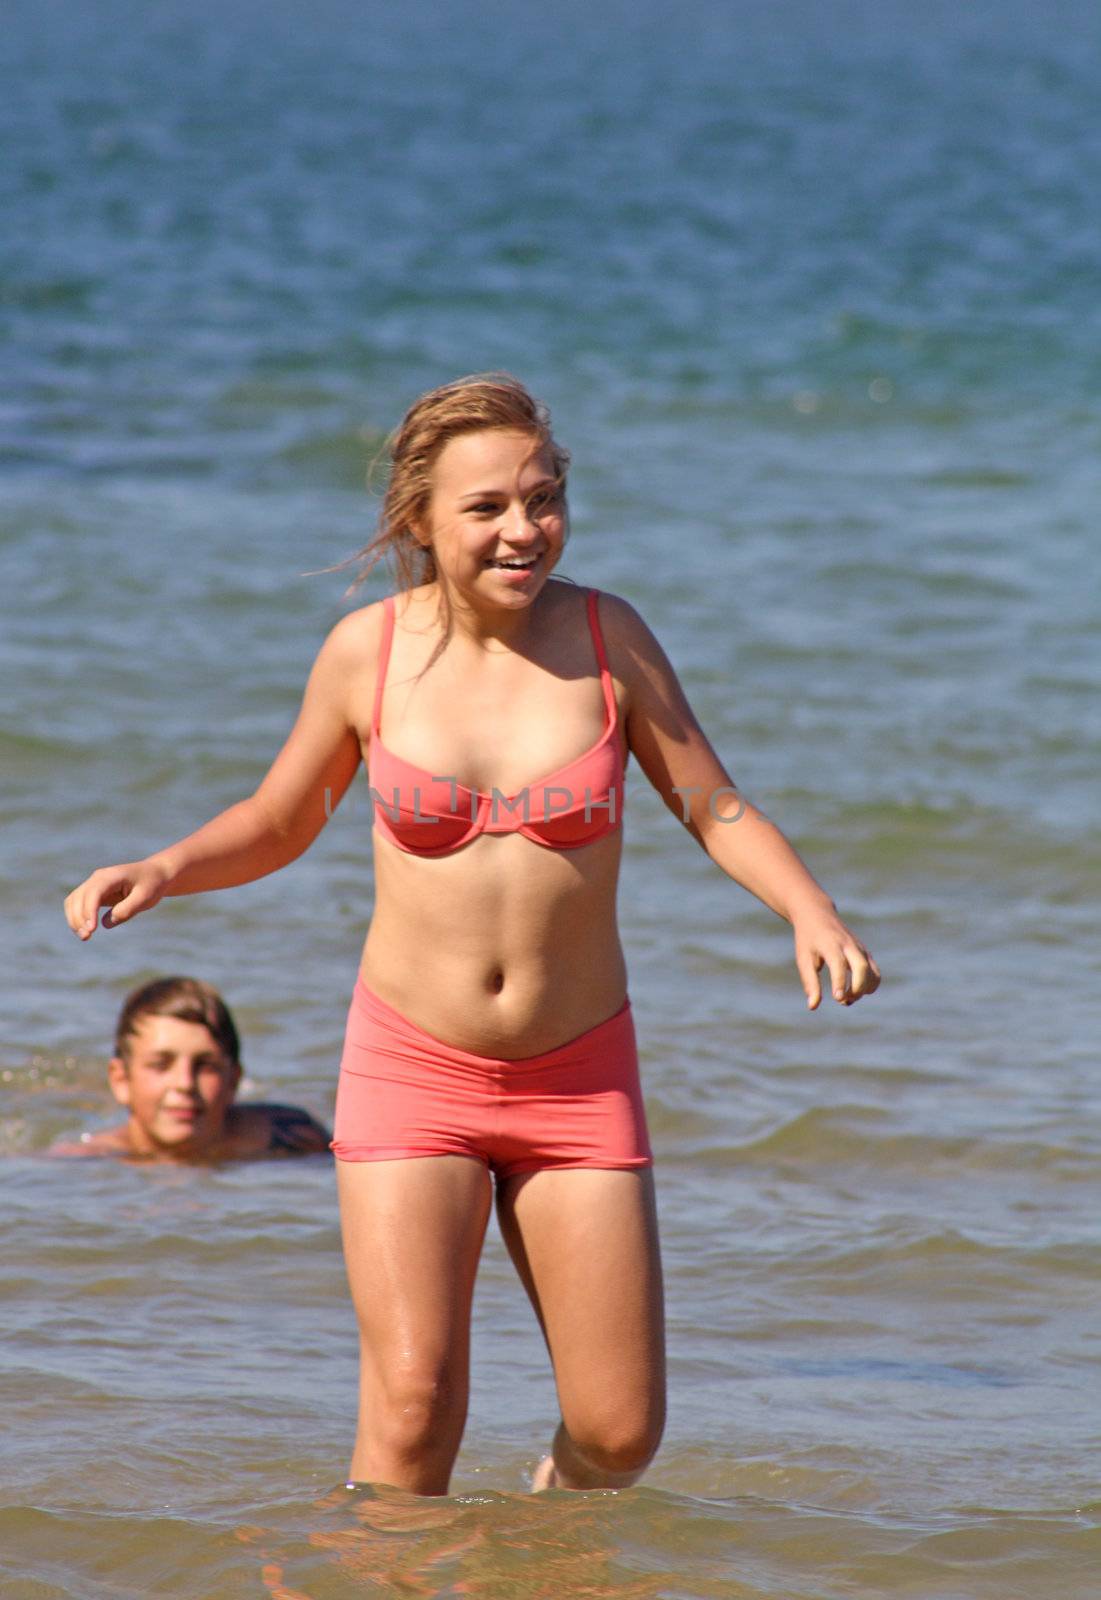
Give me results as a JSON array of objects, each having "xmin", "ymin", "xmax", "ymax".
[
  {"xmin": 223, "ymin": 1102, "xmax": 332, "ymax": 1158},
  {"xmin": 48, "ymin": 1104, "xmax": 331, "ymax": 1162},
  {"xmin": 50, "ymin": 1126, "xmax": 133, "ymax": 1158}
]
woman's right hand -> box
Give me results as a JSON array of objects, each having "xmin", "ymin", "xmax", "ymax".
[{"xmin": 64, "ymin": 857, "xmax": 173, "ymax": 941}]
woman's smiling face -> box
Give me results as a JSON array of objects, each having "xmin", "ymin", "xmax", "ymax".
[{"xmin": 420, "ymin": 428, "xmax": 566, "ymax": 608}]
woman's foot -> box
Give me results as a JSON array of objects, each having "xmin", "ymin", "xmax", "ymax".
[{"xmin": 531, "ymin": 1455, "xmax": 559, "ymax": 1492}]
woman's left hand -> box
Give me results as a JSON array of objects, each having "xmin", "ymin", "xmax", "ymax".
[{"xmin": 793, "ymin": 908, "xmax": 881, "ymax": 1010}]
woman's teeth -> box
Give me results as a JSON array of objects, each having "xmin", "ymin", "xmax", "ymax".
[{"xmin": 488, "ymin": 556, "xmax": 538, "ymax": 569}]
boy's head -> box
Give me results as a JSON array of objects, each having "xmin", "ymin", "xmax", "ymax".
[{"xmin": 108, "ymin": 977, "xmax": 242, "ymax": 1157}]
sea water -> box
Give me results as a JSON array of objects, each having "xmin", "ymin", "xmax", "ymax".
[{"xmin": 2, "ymin": 0, "xmax": 1099, "ymax": 1594}]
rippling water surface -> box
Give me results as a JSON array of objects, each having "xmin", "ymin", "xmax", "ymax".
[{"xmin": 3, "ymin": 0, "xmax": 1100, "ymax": 1594}]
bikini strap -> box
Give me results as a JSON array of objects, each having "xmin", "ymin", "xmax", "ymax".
[
  {"xmin": 586, "ymin": 588, "xmax": 618, "ymax": 723},
  {"xmin": 371, "ymin": 596, "xmax": 396, "ymax": 736}
]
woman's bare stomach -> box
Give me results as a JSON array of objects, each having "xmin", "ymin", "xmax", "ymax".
[{"xmin": 359, "ymin": 831, "xmax": 628, "ymax": 1057}]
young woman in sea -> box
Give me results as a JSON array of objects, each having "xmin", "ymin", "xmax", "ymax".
[{"xmin": 65, "ymin": 373, "xmax": 880, "ymax": 1495}]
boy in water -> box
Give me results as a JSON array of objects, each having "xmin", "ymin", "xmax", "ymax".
[{"xmin": 52, "ymin": 976, "xmax": 331, "ymax": 1162}]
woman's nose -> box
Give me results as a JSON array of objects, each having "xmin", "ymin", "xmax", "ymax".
[{"xmin": 505, "ymin": 501, "xmax": 539, "ymax": 540}]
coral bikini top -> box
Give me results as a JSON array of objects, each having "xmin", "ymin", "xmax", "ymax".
[{"xmin": 367, "ymin": 588, "xmax": 625, "ymax": 857}]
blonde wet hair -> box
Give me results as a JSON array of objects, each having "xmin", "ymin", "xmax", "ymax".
[{"xmin": 351, "ymin": 372, "xmax": 570, "ymax": 592}]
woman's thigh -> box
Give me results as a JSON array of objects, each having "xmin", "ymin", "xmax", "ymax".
[
  {"xmin": 337, "ymin": 1154, "xmax": 493, "ymax": 1383},
  {"xmin": 496, "ymin": 1167, "xmax": 665, "ymax": 1437}
]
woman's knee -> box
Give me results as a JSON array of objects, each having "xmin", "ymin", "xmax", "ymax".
[
  {"xmin": 564, "ymin": 1399, "xmax": 666, "ymax": 1477},
  {"xmin": 367, "ymin": 1356, "xmax": 468, "ymax": 1457}
]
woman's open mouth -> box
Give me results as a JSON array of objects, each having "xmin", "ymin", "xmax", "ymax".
[{"xmin": 486, "ymin": 554, "xmax": 541, "ymax": 572}]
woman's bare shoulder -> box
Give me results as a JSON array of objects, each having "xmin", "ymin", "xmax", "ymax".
[
  {"xmin": 322, "ymin": 598, "xmax": 386, "ymax": 654},
  {"xmin": 288, "ymin": 602, "xmax": 392, "ymax": 729},
  {"xmin": 587, "ymin": 588, "xmax": 665, "ymax": 677},
  {"xmin": 589, "ymin": 586, "xmax": 647, "ymax": 629},
  {"xmin": 309, "ymin": 598, "xmax": 399, "ymax": 688},
  {"xmin": 545, "ymin": 578, "xmax": 642, "ymax": 632}
]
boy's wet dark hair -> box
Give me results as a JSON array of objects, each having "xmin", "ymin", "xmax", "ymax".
[{"xmin": 114, "ymin": 976, "xmax": 241, "ymax": 1067}]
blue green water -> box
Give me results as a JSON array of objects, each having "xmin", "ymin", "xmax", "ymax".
[{"xmin": 3, "ymin": 1, "xmax": 1100, "ymax": 1595}]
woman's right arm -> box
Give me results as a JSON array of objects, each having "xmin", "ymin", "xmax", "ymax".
[{"xmin": 63, "ymin": 609, "xmax": 376, "ymax": 940}]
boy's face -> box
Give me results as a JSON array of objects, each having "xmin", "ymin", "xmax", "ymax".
[{"xmin": 107, "ymin": 1015, "xmax": 241, "ymax": 1158}]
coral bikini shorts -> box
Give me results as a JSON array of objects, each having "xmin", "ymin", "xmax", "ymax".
[{"xmin": 331, "ymin": 979, "xmax": 652, "ymax": 1180}]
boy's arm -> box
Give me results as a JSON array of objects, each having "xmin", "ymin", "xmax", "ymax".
[
  {"xmin": 263, "ymin": 1105, "xmax": 332, "ymax": 1155},
  {"xmin": 48, "ymin": 1127, "xmax": 131, "ymax": 1158},
  {"xmin": 229, "ymin": 1103, "xmax": 332, "ymax": 1156}
]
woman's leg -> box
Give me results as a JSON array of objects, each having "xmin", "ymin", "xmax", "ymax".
[
  {"xmin": 337, "ymin": 1154, "xmax": 493, "ymax": 1495},
  {"xmin": 496, "ymin": 1166, "xmax": 666, "ymax": 1490}
]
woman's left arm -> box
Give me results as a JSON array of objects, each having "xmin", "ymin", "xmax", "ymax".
[{"xmin": 602, "ymin": 595, "xmax": 880, "ymax": 1010}]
